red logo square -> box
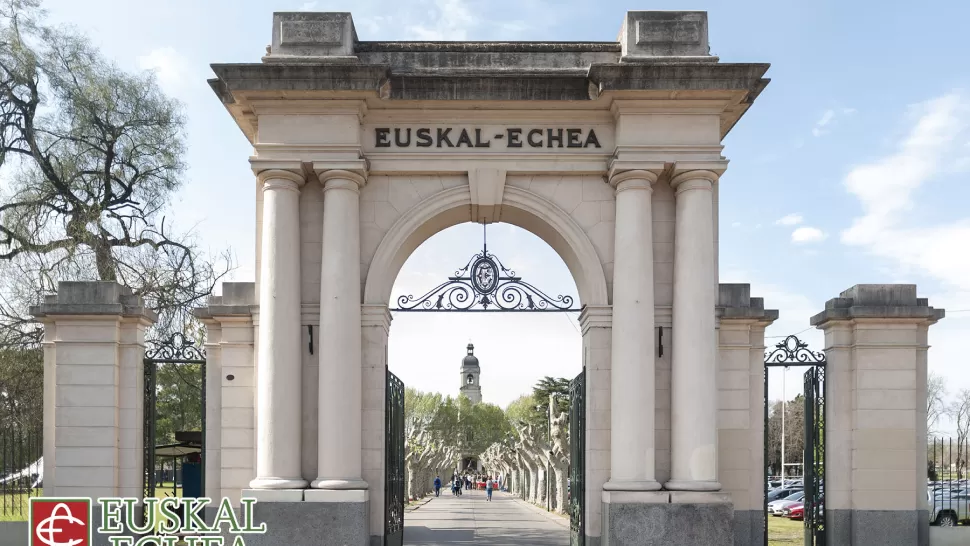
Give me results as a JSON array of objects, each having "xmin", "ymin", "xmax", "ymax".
[{"xmin": 29, "ymin": 498, "xmax": 92, "ymax": 546}]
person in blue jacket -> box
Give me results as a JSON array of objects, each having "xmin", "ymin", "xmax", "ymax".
[{"xmin": 433, "ymin": 475, "xmax": 442, "ymax": 497}]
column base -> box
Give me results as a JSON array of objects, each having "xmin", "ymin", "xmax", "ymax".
[
  {"xmin": 206, "ymin": 495, "xmax": 369, "ymax": 546},
  {"xmin": 242, "ymin": 488, "xmax": 304, "ymax": 502},
  {"xmin": 601, "ymin": 491, "xmax": 733, "ymax": 546},
  {"xmin": 249, "ymin": 477, "xmax": 310, "ymax": 490},
  {"xmin": 663, "ymin": 479, "xmax": 722, "ymax": 492},
  {"xmin": 732, "ymin": 509, "xmax": 765, "ymax": 546},
  {"xmin": 602, "ymin": 479, "xmax": 662, "ymax": 491},
  {"xmin": 311, "ymin": 477, "xmax": 369, "ymax": 490}
]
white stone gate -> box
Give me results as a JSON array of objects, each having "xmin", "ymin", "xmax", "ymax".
[{"xmin": 30, "ymin": 10, "xmax": 944, "ymax": 546}]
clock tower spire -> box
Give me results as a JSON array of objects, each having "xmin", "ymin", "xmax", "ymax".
[{"xmin": 459, "ymin": 342, "xmax": 482, "ymax": 404}]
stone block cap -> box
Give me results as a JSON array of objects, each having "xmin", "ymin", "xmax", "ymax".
[
  {"xmin": 810, "ymin": 284, "xmax": 945, "ymax": 326},
  {"xmin": 716, "ymin": 283, "xmax": 779, "ymax": 322},
  {"xmin": 191, "ymin": 282, "xmax": 257, "ymax": 319},
  {"xmin": 619, "ymin": 11, "xmax": 713, "ymax": 61},
  {"xmin": 29, "ymin": 281, "xmax": 157, "ymax": 321}
]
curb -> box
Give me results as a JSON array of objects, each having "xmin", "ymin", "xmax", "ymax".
[
  {"xmin": 405, "ymin": 495, "xmax": 434, "ymax": 512},
  {"xmin": 506, "ymin": 493, "xmax": 570, "ymax": 528}
]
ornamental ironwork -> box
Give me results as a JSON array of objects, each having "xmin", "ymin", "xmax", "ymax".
[
  {"xmin": 392, "ymin": 226, "xmax": 579, "ymax": 312},
  {"xmin": 764, "ymin": 335, "xmax": 826, "ymax": 366},
  {"xmin": 145, "ymin": 332, "xmax": 207, "ymax": 363}
]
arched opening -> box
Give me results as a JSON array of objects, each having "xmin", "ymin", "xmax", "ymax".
[{"xmin": 365, "ymin": 186, "xmax": 604, "ymax": 546}]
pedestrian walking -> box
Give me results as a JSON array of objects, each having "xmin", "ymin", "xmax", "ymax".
[
  {"xmin": 486, "ymin": 477, "xmax": 494, "ymax": 501},
  {"xmin": 433, "ymin": 475, "xmax": 441, "ymax": 497}
]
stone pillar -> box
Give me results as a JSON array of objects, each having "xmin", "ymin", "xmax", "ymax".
[
  {"xmin": 716, "ymin": 285, "xmax": 778, "ymax": 546},
  {"xmin": 604, "ymin": 169, "xmax": 660, "ymax": 492},
  {"xmin": 667, "ymin": 169, "xmax": 720, "ymax": 492},
  {"xmin": 312, "ymin": 168, "xmax": 367, "ymax": 492},
  {"xmin": 193, "ymin": 282, "xmax": 258, "ymax": 505},
  {"xmin": 307, "ymin": 167, "xmax": 369, "ymax": 545},
  {"xmin": 250, "ymin": 168, "xmax": 308, "ymax": 491},
  {"xmin": 361, "ymin": 304, "xmax": 392, "ymax": 544},
  {"xmin": 811, "ymin": 285, "xmax": 943, "ymax": 546},
  {"xmin": 31, "ymin": 282, "xmax": 155, "ymax": 530},
  {"xmin": 579, "ymin": 305, "xmax": 611, "ymax": 545}
]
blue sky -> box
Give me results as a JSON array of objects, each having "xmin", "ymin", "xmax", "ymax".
[{"xmin": 39, "ymin": 0, "xmax": 970, "ymax": 430}]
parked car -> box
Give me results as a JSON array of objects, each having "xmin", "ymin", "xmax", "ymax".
[
  {"xmin": 768, "ymin": 491, "xmax": 805, "ymax": 516},
  {"xmin": 767, "ymin": 487, "xmax": 803, "ymax": 502},
  {"xmin": 783, "ymin": 502, "xmax": 804, "ymax": 520},
  {"xmin": 929, "ymin": 489, "xmax": 970, "ymax": 526}
]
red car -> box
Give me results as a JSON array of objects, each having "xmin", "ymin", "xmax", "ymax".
[{"xmin": 785, "ymin": 502, "xmax": 804, "ymax": 521}]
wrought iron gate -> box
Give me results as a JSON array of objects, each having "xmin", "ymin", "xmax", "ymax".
[
  {"xmin": 803, "ymin": 366, "xmax": 825, "ymax": 546},
  {"xmin": 569, "ymin": 369, "xmax": 586, "ymax": 546},
  {"xmin": 385, "ymin": 369, "xmax": 405, "ymax": 546},
  {"xmin": 763, "ymin": 335, "xmax": 825, "ymax": 546},
  {"xmin": 143, "ymin": 333, "xmax": 207, "ymax": 499}
]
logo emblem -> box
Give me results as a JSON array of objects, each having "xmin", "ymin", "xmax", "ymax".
[{"xmin": 29, "ymin": 498, "xmax": 91, "ymax": 546}]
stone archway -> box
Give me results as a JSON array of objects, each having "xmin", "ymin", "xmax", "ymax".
[
  {"xmin": 360, "ymin": 180, "xmax": 610, "ymax": 544},
  {"xmin": 362, "ymin": 185, "xmax": 609, "ymax": 308}
]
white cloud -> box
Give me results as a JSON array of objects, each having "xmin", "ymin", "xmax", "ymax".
[
  {"xmin": 775, "ymin": 213, "xmax": 803, "ymax": 226},
  {"xmin": 299, "ymin": 1, "xmax": 318, "ymax": 10},
  {"xmin": 812, "ymin": 110, "xmax": 835, "ymax": 137},
  {"xmin": 812, "ymin": 107, "xmax": 856, "ymax": 137},
  {"xmin": 409, "ymin": 0, "xmax": 475, "ymax": 40},
  {"xmin": 791, "ymin": 226, "xmax": 827, "ymax": 244},
  {"xmin": 731, "ymin": 221, "xmax": 742, "ymax": 228},
  {"xmin": 840, "ymin": 91, "xmax": 970, "ymax": 292},
  {"xmin": 137, "ymin": 47, "xmax": 188, "ymax": 95}
]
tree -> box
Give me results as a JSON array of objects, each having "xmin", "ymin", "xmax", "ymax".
[
  {"xmin": 0, "ymin": 346, "xmax": 41, "ymax": 431},
  {"xmin": 948, "ymin": 389, "xmax": 970, "ymax": 479},
  {"xmin": 0, "ymin": 0, "xmax": 230, "ymax": 346},
  {"xmin": 927, "ymin": 371, "xmax": 948, "ymax": 436}
]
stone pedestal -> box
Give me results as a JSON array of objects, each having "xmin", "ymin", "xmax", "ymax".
[
  {"xmin": 716, "ymin": 285, "xmax": 778, "ymax": 546},
  {"xmin": 811, "ymin": 285, "xmax": 943, "ymax": 546},
  {"xmin": 31, "ymin": 282, "xmax": 156, "ymax": 501},
  {"xmin": 31, "ymin": 281, "xmax": 156, "ymax": 546},
  {"xmin": 602, "ymin": 492, "xmax": 733, "ymax": 546}
]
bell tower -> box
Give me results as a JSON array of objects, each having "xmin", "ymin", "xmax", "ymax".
[{"xmin": 459, "ymin": 342, "xmax": 482, "ymax": 404}]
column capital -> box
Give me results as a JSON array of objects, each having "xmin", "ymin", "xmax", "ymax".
[
  {"xmin": 316, "ymin": 168, "xmax": 368, "ymax": 192},
  {"xmin": 670, "ymin": 169, "xmax": 718, "ymax": 194},
  {"xmin": 609, "ymin": 169, "xmax": 660, "ymax": 193},
  {"xmin": 257, "ymin": 169, "xmax": 306, "ymax": 193}
]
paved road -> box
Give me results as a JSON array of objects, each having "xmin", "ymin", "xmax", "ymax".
[{"xmin": 404, "ymin": 490, "xmax": 570, "ymax": 545}]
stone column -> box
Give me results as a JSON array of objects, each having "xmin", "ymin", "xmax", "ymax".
[
  {"xmin": 811, "ymin": 285, "xmax": 943, "ymax": 546},
  {"xmin": 311, "ymin": 168, "xmax": 368, "ymax": 492},
  {"xmin": 31, "ymin": 282, "xmax": 155, "ymax": 534},
  {"xmin": 604, "ymin": 170, "xmax": 660, "ymax": 492},
  {"xmin": 667, "ymin": 170, "xmax": 720, "ymax": 492},
  {"xmin": 250, "ymin": 169, "xmax": 308, "ymax": 491},
  {"xmin": 716, "ymin": 284, "xmax": 778, "ymax": 546}
]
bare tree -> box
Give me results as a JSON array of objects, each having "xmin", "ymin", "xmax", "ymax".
[
  {"xmin": 949, "ymin": 389, "xmax": 970, "ymax": 479},
  {"xmin": 927, "ymin": 371, "xmax": 948, "ymax": 436},
  {"xmin": 0, "ymin": 0, "xmax": 230, "ymax": 344}
]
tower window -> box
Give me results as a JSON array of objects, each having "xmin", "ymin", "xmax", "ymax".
[{"xmin": 466, "ymin": 374, "xmax": 474, "ymax": 384}]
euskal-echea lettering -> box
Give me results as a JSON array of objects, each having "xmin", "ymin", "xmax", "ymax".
[{"xmin": 374, "ymin": 127, "xmax": 602, "ymax": 149}]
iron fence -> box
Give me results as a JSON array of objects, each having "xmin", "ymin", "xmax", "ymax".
[
  {"xmin": 0, "ymin": 426, "xmax": 42, "ymax": 521},
  {"xmin": 928, "ymin": 437, "xmax": 970, "ymax": 527}
]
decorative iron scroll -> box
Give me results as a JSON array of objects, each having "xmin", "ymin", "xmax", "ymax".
[
  {"xmin": 393, "ymin": 234, "xmax": 579, "ymax": 312},
  {"xmin": 764, "ymin": 335, "xmax": 826, "ymax": 366},
  {"xmin": 145, "ymin": 332, "xmax": 207, "ymax": 363}
]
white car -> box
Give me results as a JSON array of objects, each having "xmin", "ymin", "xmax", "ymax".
[{"xmin": 768, "ymin": 491, "xmax": 805, "ymax": 516}]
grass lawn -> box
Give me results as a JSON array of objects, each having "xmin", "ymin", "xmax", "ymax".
[
  {"xmin": 1, "ymin": 483, "xmax": 184, "ymax": 523},
  {"xmin": 0, "ymin": 488, "xmax": 41, "ymax": 522},
  {"xmin": 768, "ymin": 515, "xmax": 804, "ymax": 545}
]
